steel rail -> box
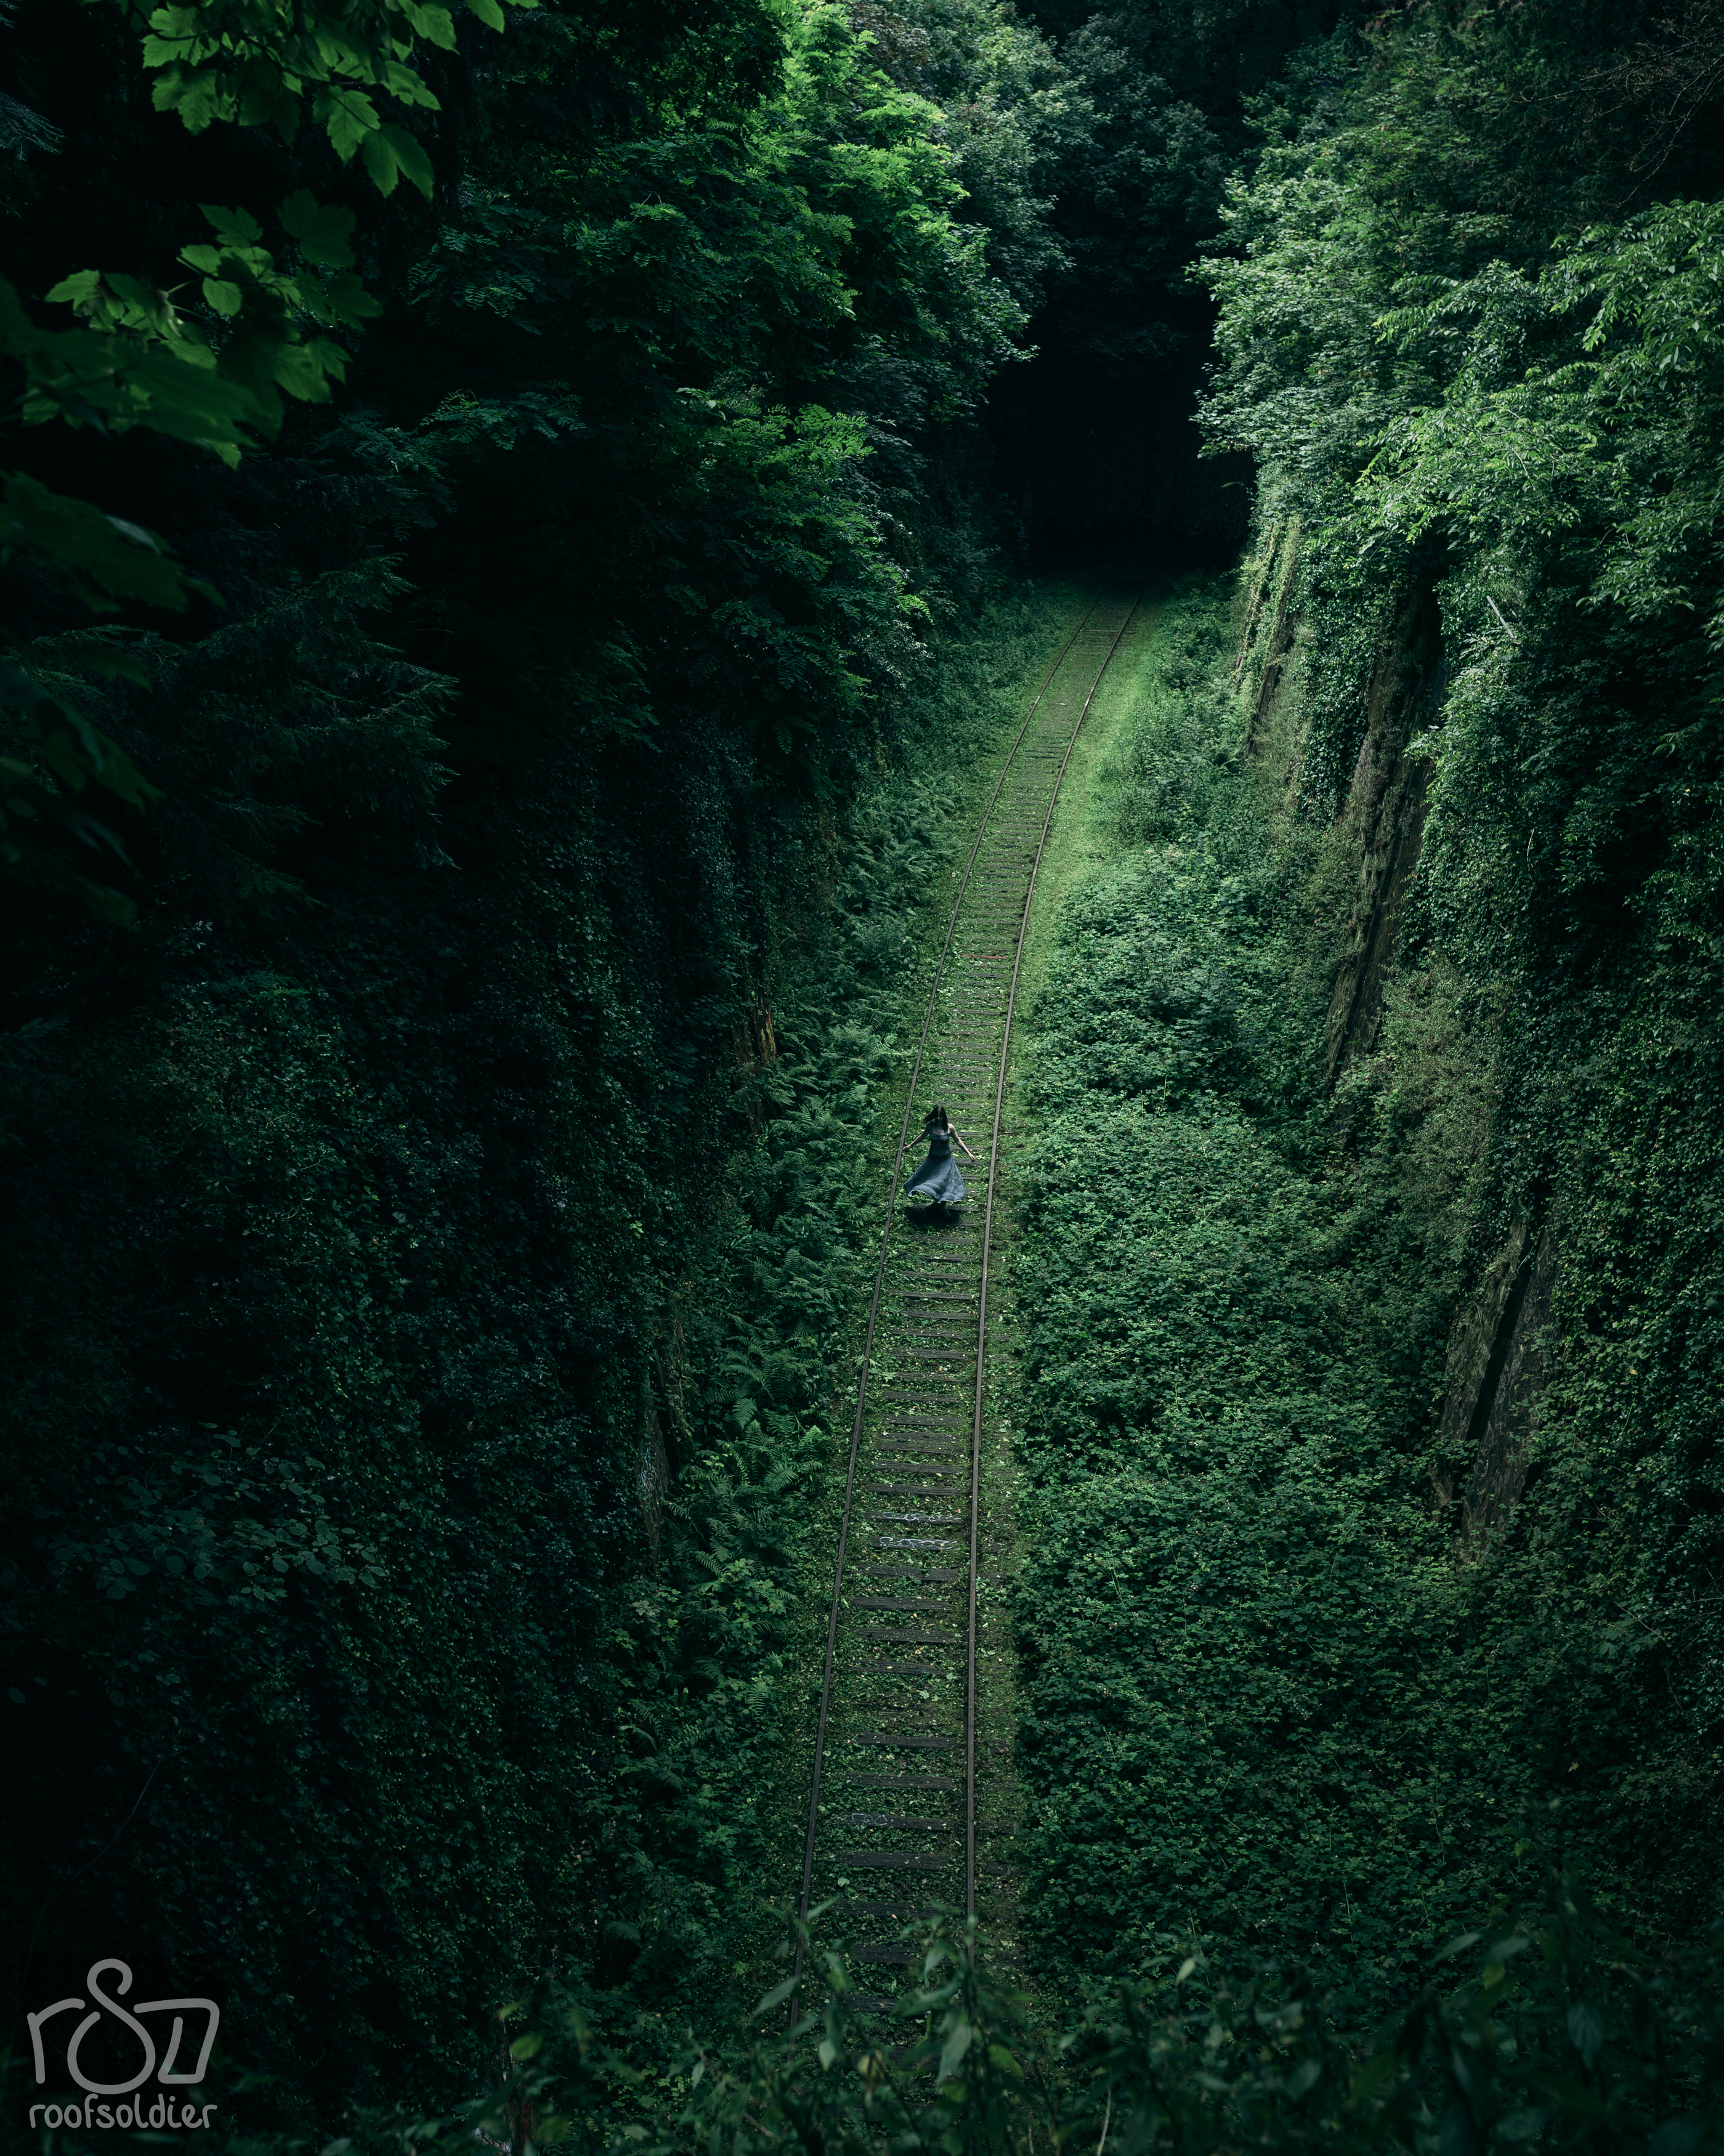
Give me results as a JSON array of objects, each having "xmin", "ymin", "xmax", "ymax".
[
  {"xmin": 790, "ymin": 602, "xmax": 1097, "ymax": 2004},
  {"xmin": 790, "ymin": 587, "xmax": 1143, "ymax": 2019}
]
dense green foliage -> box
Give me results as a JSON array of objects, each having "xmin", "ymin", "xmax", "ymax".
[
  {"xmin": 558, "ymin": 1882, "xmax": 1724, "ymax": 2156},
  {"xmin": 1009, "ymin": 0, "xmax": 1724, "ymax": 2036},
  {"xmin": 1015, "ymin": 579, "xmax": 1515, "ymax": 1998},
  {"xmin": 71, "ymin": 1881, "xmax": 1722, "ymax": 2156},
  {"xmin": 0, "ymin": 532, "xmax": 1072, "ymax": 2105},
  {"xmin": 0, "ymin": 0, "xmax": 1087, "ymax": 2118},
  {"xmin": 10, "ymin": 0, "xmax": 1724, "ymax": 2146}
]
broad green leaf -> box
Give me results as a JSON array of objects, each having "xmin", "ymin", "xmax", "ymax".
[
  {"xmin": 937, "ymin": 2017, "xmax": 972, "ymax": 2086},
  {"xmin": 358, "ymin": 119, "xmax": 433, "ymax": 197},
  {"xmin": 44, "ymin": 270, "xmax": 103, "ymax": 307},
  {"xmin": 200, "ymin": 203, "xmax": 264, "ymax": 248},
  {"xmin": 318, "ymin": 83, "xmax": 381, "ymax": 164},
  {"xmin": 304, "ymin": 336, "xmax": 350, "ymax": 383},
  {"xmin": 271, "ymin": 343, "xmax": 336, "ymax": 402},
  {"xmin": 0, "ymin": 662, "xmax": 162, "ymax": 924},
  {"xmin": 280, "ymin": 190, "xmax": 358, "ymax": 269},
  {"xmin": 465, "ymin": 0, "xmax": 506, "ymax": 28},
  {"xmin": 150, "ymin": 70, "xmax": 225, "ymax": 132},
  {"xmin": 1566, "ymin": 2000, "xmax": 1605, "ymax": 2068},
  {"xmin": 400, "ymin": 0, "xmax": 458, "ymax": 49},
  {"xmin": 1, "ymin": 471, "xmax": 220, "ymax": 612},
  {"xmin": 168, "ymin": 334, "xmax": 219, "ymax": 371},
  {"xmin": 380, "ymin": 122, "xmax": 434, "ymax": 197},
  {"xmin": 202, "ymin": 277, "xmax": 243, "ymax": 315},
  {"xmin": 382, "ymin": 58, "xmax": 442, "ymax": 108},
  {"xmin": 318, "ymin": 270, "xmax": 382, "ymax": 329},
  {"xmin": 107, "ymin": 272, "xmax": 171, "ymax": 320},
  {"xmin": 748, "ymin": 1974, "xmax": 798, "ymax": 2021}
]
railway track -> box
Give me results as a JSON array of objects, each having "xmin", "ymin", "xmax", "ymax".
[{"xmin": 791, "ymin": 588, "xmax": 1143, "ymax": 2007}]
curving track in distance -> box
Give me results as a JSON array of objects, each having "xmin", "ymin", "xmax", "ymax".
[{"xmin": 791, "ymin": 588, "xmax": 1143, "ymax": 2008}]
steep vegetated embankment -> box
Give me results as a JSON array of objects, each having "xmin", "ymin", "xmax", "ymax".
[
  {"xmin": 9, "ymin": 0, "xmax": 1724, "ymax": 2134},
  {"xmin": 1016, "ymin": 3, "xmax": 1724, "ymax": 2006},
  {"xmin": 1017, "ymin": 577, "xmax": 1522, "ymax": 2007},
  {"xmin": 1018, "ymin": 563, "xmax": 1720, "ymax": 2001},
  {"xmin": 0, "ymin": 572, "xmax": 1079, "ymax": 2109},
  {"xmin": 0, "ymin": 0, "xmax": 1084, "ymax": 2112}
]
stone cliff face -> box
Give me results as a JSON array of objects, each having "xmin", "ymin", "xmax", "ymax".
[
  {"xmin": 1235, "ymin": 536, "xmax": 1552, "ymax": 1552},
  {"xmin": 1445, "ymin": 1222, "xmax": 1559, "ymax": 1550},
  {"xmin": 1321, "ymin": 583, "xmax": 1443, "ymax": 1087}
]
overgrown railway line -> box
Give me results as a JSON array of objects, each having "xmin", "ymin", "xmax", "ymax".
[{"xmin": 791, "ymin": 590, "xmax": 1143, "ymax": 2006}]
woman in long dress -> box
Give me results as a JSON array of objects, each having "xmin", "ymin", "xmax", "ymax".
[{"xmin": 905, "ymin": 1104, "xmax": 976, "ymax": 1212}]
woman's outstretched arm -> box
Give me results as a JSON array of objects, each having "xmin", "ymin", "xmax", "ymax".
[{"xmin": 954, "ymin": 1129, "xmax": 977, "ymax": 1159}]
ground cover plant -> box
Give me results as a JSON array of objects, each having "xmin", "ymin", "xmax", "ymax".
[
  {"xmin": 1013, "ymin": 580, "xmax": 1507, "ymax": 2008},
  {"xmin": 0, "ymin": 563, "xmax": 1079, "ymax": 2118},
  {"xmin": 9, "ymin": 0, "xmax": 1724, "ymax": 2147},
  {"xmin": 482, "ymin": 1880, "xmax": 1724, "ymax": 2156},
  {"xmin": 20, "ymin": 1879, "xmax": 1724, "ymax": 2156},
  {"xmin": 1013, "ymin": 560, "xmax": 1723, "ymax": 2012},
  {"xmin": 1009, "ymin": 0, "xmax": 1724, "ymax": 2032},
  {"xmin": 0, "ymin": 0, "xmax": 1084, "ymax": 2114}
]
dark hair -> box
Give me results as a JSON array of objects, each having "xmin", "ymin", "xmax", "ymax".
[{"xmin": 923, "ymin": 1104, "xmax": 949, "ymax": 1132}]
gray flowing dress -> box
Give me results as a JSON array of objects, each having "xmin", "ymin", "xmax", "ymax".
[{"xmin": 907, "ymin": 1124, "xmax": 966, "ymax": 1204}]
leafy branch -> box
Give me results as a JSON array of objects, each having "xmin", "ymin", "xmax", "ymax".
[{"xmin": 132, "ymin": 0, "xmax": 538, "ymax": 197}]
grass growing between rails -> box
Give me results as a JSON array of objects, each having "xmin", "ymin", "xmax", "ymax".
[
  {"xmin": 1009, "ymin": 576, "xmax": 1724, "ymax": 2021},
  {"xmin": 726, "ymin": 575, "xmax": 1095, "ymax": 1980}
]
